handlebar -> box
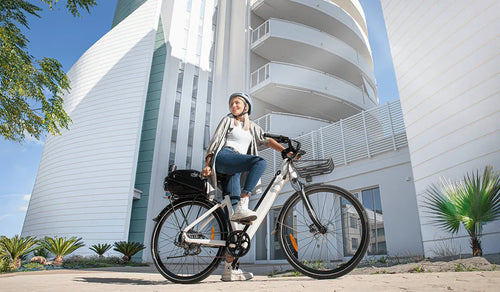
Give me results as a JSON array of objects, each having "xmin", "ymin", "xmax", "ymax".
[{"xmin": 264, "ymin": 133, "xmax": 306, "ymax": 159}]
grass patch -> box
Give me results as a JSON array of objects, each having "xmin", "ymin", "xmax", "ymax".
[
  {"xmin": 373, "ymin": 270, "xmax": 396, "ymax": 274},
  {"xmin": 408, "ymin": 264, "xmax": 426, "ymax": 273},
  {"xmin": 454, "ymin": 263, "xmax": 479, "ymax": 272}
]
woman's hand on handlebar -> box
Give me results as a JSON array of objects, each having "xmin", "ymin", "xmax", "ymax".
[{"xmin": 202, "ymin": 165, "xmax": 212, "ymax": 177}]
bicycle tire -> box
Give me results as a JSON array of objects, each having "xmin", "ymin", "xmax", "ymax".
[
  {"xmin": 151, "ymin": 197, "xmax": 228, "ymax": 283},
  {"xmin": 277, "ymin": 184, "xmax": 369, "ymax": 279}
]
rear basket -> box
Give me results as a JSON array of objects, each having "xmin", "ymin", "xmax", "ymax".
[
  {"xmin": 294, "ymin": 158, "xmax": 335, "ymax": 179},
  {"xmin": 164, "ymin": 169, "xmax": 206, "ymax": 198}
]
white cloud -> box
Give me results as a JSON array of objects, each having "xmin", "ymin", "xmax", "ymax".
[
  {"xmin": 0, "ymin": 214, "xmax": 10, "ymax": 221},
  {"xmin": 19, "ymin": 194, "xmax": 31, "ymax": 212}
]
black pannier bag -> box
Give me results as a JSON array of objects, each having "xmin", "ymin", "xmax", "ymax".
[{"xmin": 164, "ymin": 169, "xmax": 206, "ymax": 197}]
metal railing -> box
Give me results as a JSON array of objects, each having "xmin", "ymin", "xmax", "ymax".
[
  {"xmin": 257, "ymin": 99, "xmax": 407, "ymax": 184},
  {"xmin": 250, "ymin": 63, "xmax": 270, "ymax": 88},
  {"xmin": 251, "ymin": 20, "xmax": 270, "ymax": 45}
]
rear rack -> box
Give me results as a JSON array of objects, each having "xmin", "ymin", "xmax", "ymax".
[{"xmin": 294, "ymin": 158, "xmax": 335, "ymax": 181}]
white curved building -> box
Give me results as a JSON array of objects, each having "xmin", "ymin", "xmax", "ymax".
[
  {"xmin": 22, "ymin": 0, "xmax": 424, "ymax": 262},
  {"xmin": 250, "ymin": 0, "xmax": 378, "ymax": 120}
]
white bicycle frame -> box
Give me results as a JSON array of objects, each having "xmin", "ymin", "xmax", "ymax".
[{"xmin": 181, "ymin": 157, "xmax": 299, "ymax": 247}]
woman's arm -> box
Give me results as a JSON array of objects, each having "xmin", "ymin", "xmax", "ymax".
[
  {"xmin": 266, "ymin": 138, "xmax": 286, "ymax": 152},
  {"xmin": 202, "ymin": 155, "xmax": 212, "ymax": 176},
  {"xmin": 267, "ymin": 138, "xmax": 294, "ymax": 158}
]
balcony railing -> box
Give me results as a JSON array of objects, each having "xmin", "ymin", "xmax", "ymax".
[
  {"xmin": 257, "ymin": 99, "xmax": 407, "ymax": 184},
  {"xmin": 251, "ymin": 20, "xmax": 270, "ymax": 45},
  {"xmin": 250, "ymin": 63, "xmax": 270, "ymax": 88}
]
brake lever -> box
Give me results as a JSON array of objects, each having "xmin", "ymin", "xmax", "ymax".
[{"xmin": 295, "ymin": 150, "xmax": 306, "ymax": 160}]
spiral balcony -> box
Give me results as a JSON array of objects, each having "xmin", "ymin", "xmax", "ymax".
[
  {"xmin": 250, "ymin": 62, "xmax": 376, "ymax": 121},
  {"xmin": 251, "ymin": 0, "xmax": 372, "ymax": 68},
  {"xmin": 251, "ymin": 18, "xmax": 376, "ymax": 89}
]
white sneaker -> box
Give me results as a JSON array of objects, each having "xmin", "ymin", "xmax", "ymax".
[
  {"xmin": 230, "ymin": 197, "xmax": 257, "ymax": 222},
  {"xmin": 221, "ymin": 262, "xmax": 253, "ymax": 281}
]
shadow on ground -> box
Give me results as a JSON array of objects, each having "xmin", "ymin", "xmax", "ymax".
[{"xmin": 74, "ymin": 277, "xmax": 168, "ymax": 285}]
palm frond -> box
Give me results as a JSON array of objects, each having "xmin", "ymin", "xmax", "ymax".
[
  {"xmin": 113, "ymin": 241, "xmax": 145, "ymax": 260},
  {"xmin": 43, "ymin": 236, "xmax": 84, "ymax": 257},
  {"xmin": 89, "ymin": 243, "xmax": 112, "ymax": 256},
  {"xmin": 424, "ymin": 179, "xmax": 461, "ymax": 233},
  {"xmin": 423, "ymin": 165, "xmax": 500, "ymax": 252},
  {"xmin": 0, "ymin": 235, "xmax": 38, "ymax": 261}
]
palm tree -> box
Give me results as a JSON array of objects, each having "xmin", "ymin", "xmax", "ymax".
[
  {"xmin": 425, "ymin": 166, "xmax": 500, "ymax": 256},
  {"xmin": 0, "ymin": 235, "xmax": 38, "ymax": 269},
  {"xmin": 43, "ymin": 236, "xmax": 84, "ymax": 265},
  {"xmin": 113, "ymin": 241, "xmax": 145, "ymax": 263},
  {"xmin": 89, "ymin": 243, "xmax": 112, "ymax": 258}
]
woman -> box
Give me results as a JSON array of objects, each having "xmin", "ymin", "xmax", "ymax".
[{"xmin": 202, "ymin": 92, "xmax": 288, "ymax": 281}]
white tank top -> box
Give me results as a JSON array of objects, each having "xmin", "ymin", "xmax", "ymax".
[{"xmin": 225, "ymin": 123, "xmax": 252, "ymax": 154}]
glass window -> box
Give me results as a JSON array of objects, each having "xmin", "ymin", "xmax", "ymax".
[
  {"xmin": 361, "ymin": 187, "xmax": 386, "ymax": 255},
  {"xmin": 351, "ymin": 238, "xmax": 358, "ymax": 250},
  {"xmin": 176, "ymin": 73, "xmax": 183, "ymax": 93},
  {"xmin": 270, "ymin": 208, "xmax": 286, "ymax": 260},
  {"xmin": 350, "ymin": 216, "xmax": 357, "ymax": 229}
]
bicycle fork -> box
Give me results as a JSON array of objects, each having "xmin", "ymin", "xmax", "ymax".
[{"xmin": 292, "ymin": 178, "xmax": 328, "ymax": 234}]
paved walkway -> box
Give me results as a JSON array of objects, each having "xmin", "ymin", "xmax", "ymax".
[{"xmin": 1, "ymin": 266, "xmax": 499, "ymax": 291}]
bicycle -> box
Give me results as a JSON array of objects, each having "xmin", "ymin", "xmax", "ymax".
[{"xmin": 151, "ymin": 134, "xmax": 370, "ymax": 283}]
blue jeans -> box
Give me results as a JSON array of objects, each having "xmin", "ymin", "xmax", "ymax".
[{"xmin": 215, "ymin": 147, "xmax": 267, "ymax": 205}]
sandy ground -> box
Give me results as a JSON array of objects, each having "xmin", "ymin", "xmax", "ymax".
[{"xmin": 1, "ymin": 255, "xmax": 499, "ymax": 291}]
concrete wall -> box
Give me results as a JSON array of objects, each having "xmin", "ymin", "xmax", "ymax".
[{"xmin": 381, "ymin": 0, "xmax": 500, "ymax": 256}]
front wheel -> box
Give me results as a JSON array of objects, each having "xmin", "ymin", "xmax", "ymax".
[
  {"xmin": 277, "ymin": 185, "xmax": 369, "ymax": 279},
  {"xmin": 151, "ymin": 198, "xmax": 228, "ymax": 283}
]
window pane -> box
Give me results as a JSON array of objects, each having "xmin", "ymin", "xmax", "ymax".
[
  {"xmin": 362, "ymin": 189, "xmax": 374, "ymax": 211},
  {"xmin": 270, "ymin": 208, "xmax": 286, "ymax": 260},
  {"xmin": 374, "ymin": 187, "xmax": 382, "ymax": 214},
  {"xmin": 361, "ymin": 187, "xmax": 386, "ymax": 255}
]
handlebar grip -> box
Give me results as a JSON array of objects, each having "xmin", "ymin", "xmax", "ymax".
[
  {"xmin": 264, "ymin": 133, "xmax": 290, "ymax": 143},
  {"xmin": 264, "ymin": 133, "xmax": 282, "ymax": 139}
]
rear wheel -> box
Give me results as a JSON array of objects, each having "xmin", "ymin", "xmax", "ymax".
[
  {"xmin": 278, "ymin": 185, "xmax": 369, "ymax": 279},
  {"xmin": 151, "ymin": 198, "xmax": 227, "ymax": 283}
]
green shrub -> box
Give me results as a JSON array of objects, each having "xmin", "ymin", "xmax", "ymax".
[
  {"xmin": 33, "ymin": 246, "xmax": 50, "ymax": 258},
  {"xmin": 42, "ymin": 236, "xmax": 84, "ymax": 265},
  {"xmin": 61, "ymin": 255, "xmax": 147, "ymax": 269},
  {"xmin": 22, "ymin": 262, "xmax": 45, "ymax": 270},
  {"xmin": 0, "ymin": 235, "xmax": 38, "ymax": 269},
  {"xmin": 0, "ymin": 257, "xmax": 10, "ymax": 273},
  {"xmin": 424, "ymin": 166, "xmax": 500, "ymax": 257},
  {"xmin": 62, "ymin": 255, "xmax": 122, "ymax": 269},
  {"xmin": 89, "ymin": 243, "xmax": 112, "ymax": 258},
  {"xmin": 113, "ymin": 241, "xmax": 145, "ymax": 263}
]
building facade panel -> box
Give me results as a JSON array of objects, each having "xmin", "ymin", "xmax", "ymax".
[{"xmin": 381, "ymin": 0, "xmax": 500, "ymax": 256}]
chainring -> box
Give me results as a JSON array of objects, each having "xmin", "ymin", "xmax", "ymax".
[{"xmin": 226, "ymin": 230, "xmax": 251, "ymax": 258}]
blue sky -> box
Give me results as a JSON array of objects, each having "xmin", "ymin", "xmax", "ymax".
[{"xmin": 0, "ymin": 0, "xmax": 399, "ymax": 237}]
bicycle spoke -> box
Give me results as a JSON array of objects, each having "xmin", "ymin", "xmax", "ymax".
[
  {"xmin": 278, "ymin": 186, "xmax": 369, "ymax": 279},
  {"xmin": 152, "ymin": 199, "xmax": 226, "ymax": 283}
]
